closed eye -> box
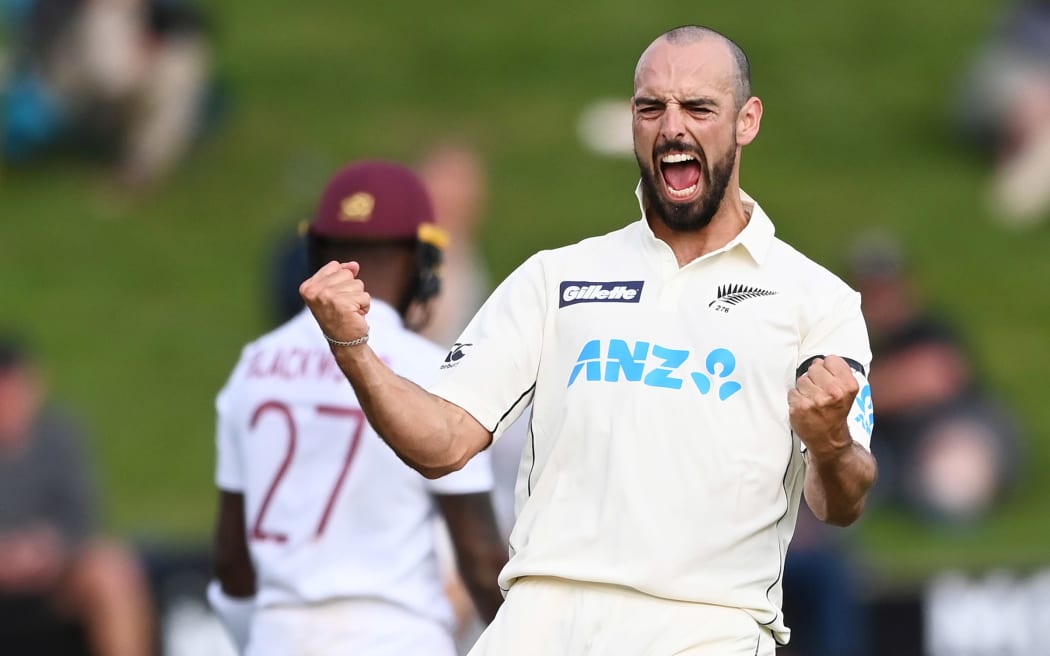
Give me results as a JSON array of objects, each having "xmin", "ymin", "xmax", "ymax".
[
  {"xmin": 633, "ymin": 97, "xmax": 665, "ymax": 118},
  {"xmin": 683, "ymin": 104, "xmax": 715, "ymax": 117}
]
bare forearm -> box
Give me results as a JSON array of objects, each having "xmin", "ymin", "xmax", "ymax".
[
  {"xmin": 333, "ymin": 345, "xmax": 490, "ymax": 477},
  {"xmin": 435, "ymin": 494, "xmax": 508, "ymax": 624},
  {"xmin": 299, "ymin": 261, "xmax": 491, "ymax": 476},
  {"xmin": 461, "ymin": 563, "xmax": 506, "ymax": 623},
  {"xmin": 213, "ymin": 492, "xmax": 256, "ymax": 597},
  {"xmin": 804, "ymin": 441, "xmax": 877, "ymax": 527}
]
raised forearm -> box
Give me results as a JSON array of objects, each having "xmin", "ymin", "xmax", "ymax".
[
  {"xmin": 790, "ymin": 356, "xmax": 878, "ymax": 526},
  {"xmin": 300, "ymin": 260, "xmax": 491, "ymax": 476},
  {"xmin": 804, "ymin": 439, "xmax": 877, "ymax": 527},
  {"xmin": 333, "ymin": 345, "xmax": 490, "ymax": 478}
]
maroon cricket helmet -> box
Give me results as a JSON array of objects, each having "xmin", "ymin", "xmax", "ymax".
[{"xmin": 309, "ymin": 160, "xmax": 435, "ymax": 241}]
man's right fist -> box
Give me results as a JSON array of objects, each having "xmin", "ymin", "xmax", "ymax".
[{"xmin": 299, "ymin": 261, "xmax": 372, "ymax": 344}]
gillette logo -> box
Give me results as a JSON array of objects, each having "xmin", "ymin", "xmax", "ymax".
[{"xmin": 559, "ymin": 281, "xmax": 644, "ymax": 308}]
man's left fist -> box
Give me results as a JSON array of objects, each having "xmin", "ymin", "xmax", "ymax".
[{"xmin": 789, "ymin": 356, "xmax": 860, "ymax": 456}]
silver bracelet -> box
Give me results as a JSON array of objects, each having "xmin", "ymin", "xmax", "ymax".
[{"xmin": 323, "ymin": 333, "xmax": 369, "ymax": 348}]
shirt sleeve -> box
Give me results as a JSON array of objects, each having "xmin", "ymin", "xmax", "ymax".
[
  {"xmin": 429, "ymin": 254, "xmax": 547, "ymax": 441},
  {"xmin": 798, "ymin": 286, "xmax": 875, "ymax": 450},
  {"xmin": 214, "ymin": 355, "xmax": 247, "ymax": 492}
]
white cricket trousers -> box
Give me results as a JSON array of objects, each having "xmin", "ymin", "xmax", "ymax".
[
  {"xmin": 467, "ymin": 576, "xmax": 776, "ymax": 656},
  {"xmin": 246, "ymin": 598, "xmax": 456, "ymax": 656}
]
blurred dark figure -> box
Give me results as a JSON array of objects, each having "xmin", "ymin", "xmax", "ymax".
[
  {"xmin": 781, "ymin": 504, "xmax": 870, "ymax": 656},
  {"xmin": 1, "ymin": 0, "xmax": 213, "ymax": 187},
  {"xmin": 850, "ymin": 235, "xmax": 1023, "ymax": 523},
  {"xmin": 955, "ymin": 0, "xmax": 1050, "ymax": 225},
  {"xmin": 0, "ymin": 334, "xmax": 154, "ymax": 656},
  {"xmin": 266, "ymin": 219, "xmax": 310, "ymax": 328}
]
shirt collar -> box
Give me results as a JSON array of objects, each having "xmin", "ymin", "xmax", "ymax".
[{"xmin": 634, "ymin": 181, "xmax": 776, "ymax": 265}]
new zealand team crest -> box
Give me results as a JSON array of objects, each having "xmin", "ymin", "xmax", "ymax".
[{"xmin": 709, "ymin": 283, "xmax": 777, "ymax": 313}]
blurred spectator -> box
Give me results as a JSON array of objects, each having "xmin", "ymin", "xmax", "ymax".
[
  {"xmin": 413, "ymin": 141, "xmax": 535, "ymax": 542},
  {"xmin": 850, "ymin": 234, "xmax": 1023, "ymax": 523},
  {"xmin": 955, "ymin": 0, "xmax": 1050, "ymax": 225},
  {"xmin": 1, "ymin": 0, "xmax": 214, "ymax": 187},
  {"xmin": 415, "ymin": 142, "xmax": 491, "ymax": 349},
  {"xmin": 0, "ymin": 333, "xmax": 154, "ymax": 656}
]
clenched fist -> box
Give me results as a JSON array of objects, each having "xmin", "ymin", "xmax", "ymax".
[
  {"xmin": 789, "ymin": 356, "xmax": 860, "ymax": 457},
  {"xmin": 299, "ymin": 261, "xmax": 371, "ymax": 345}
]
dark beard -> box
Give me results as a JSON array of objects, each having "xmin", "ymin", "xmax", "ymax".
[{"xmin": 636, "ymin": 143, "xmax": 736, "ymax": 232}]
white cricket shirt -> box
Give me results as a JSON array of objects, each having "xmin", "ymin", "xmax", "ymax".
[
  {"xmin": 215, "ymin": 302, "xmax": 493, "ymax": 627},
  {"xmin": 430, "ymin": 188, "xmax": 873, "ymax": 644}
]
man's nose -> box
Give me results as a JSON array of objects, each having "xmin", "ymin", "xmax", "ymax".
[{"xmin": 659, "ymin": 104, "xmax": 686, "ymax": 140}]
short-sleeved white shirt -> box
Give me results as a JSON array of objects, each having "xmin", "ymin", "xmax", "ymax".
[
  {"xmin": 430, "ymin": 189, "xmax": 873, "ymax": 643},
  {"xmin": 215, "ymin": 302, "xmax": 494, "ymax": 627}
]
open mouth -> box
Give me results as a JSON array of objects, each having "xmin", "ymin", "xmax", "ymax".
[{"xmin": 659, "ymin": 152, "xmax": 702, "ymax": 200}]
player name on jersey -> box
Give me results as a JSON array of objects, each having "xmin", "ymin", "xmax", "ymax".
[{"xmin": 245, "ymin": 347, "xmax": 347, "ymax": 382}]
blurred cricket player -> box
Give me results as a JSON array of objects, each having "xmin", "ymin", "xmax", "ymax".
[{"xmin": 209, "ymin": 161, "xmax": 507, "ymax": 655}]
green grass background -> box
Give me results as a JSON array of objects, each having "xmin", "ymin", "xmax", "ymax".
[{"xmin": 2, "ymin": 0, "xmax": 1047, "ymax": 583}]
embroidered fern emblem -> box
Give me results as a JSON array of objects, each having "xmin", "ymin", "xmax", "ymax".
[{"xmin": 708, "ymin": 284, "xmax": 777, "ymax": 310}]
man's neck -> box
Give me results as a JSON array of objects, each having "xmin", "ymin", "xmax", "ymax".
[{"xmin": 647, "ymin": 194, "xmax": 751, "ymax": 267}]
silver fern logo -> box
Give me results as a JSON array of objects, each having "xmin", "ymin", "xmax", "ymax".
[{"xmin": 709, "ymin": 284, "xmax": 777, "ymax": 313}]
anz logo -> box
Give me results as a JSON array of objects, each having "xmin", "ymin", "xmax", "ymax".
[
  {"xmin": 852, "ymin": 383, "xmax": 874, "ymax": 436},
  {"xmin": 567, "ymin": 339, "xmax": 743, "ymax": 401}
]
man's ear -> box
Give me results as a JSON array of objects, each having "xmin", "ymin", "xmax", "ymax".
[{"xmin": 736, "ymin": 96, "xmax": 763, "ymax": 146}]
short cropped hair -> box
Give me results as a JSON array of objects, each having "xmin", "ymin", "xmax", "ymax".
[{"xmin": 661, "ymin": 25, "xmax": 752, "ymax": 107}]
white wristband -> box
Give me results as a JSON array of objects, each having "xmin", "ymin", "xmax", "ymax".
[{"xmin": 206, "ymin": 580, "xmax": 255, "ymax": 653}]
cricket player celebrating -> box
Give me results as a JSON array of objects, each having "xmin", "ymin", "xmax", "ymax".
[
  {"xmin": 208, "ymin": 161, "xmax": 507, "ymax": 655},
  {"xmin": 299, "ymin": 25, "xmax": 877, "ymax": 655}
]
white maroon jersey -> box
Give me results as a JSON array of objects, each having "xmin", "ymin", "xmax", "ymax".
[
  {"xmin": 215, "ymin": 302, "xmax": 493, "ymax": 627},
  {"xmin": 429, "ymin": 188, "xmax": 873, "ymax": 645}
]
